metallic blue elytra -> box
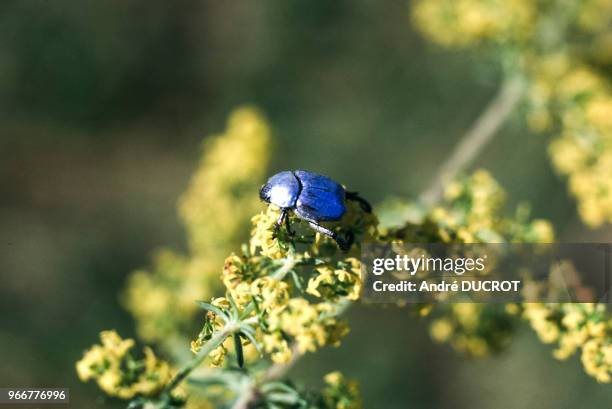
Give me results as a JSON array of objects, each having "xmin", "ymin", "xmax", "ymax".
[
  {"xmin": 259, "ymin": 170, "xmax": 371, "ymax": 251},
  {"xmin": 294, "ymin": 170, "xmax": 346, "ymax": 221}
]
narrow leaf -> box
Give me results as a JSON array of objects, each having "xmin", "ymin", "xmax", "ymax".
[
  {"xmin": 240, "ymin": 330, "xmax": 262, "ymax": 354},
  {"xmin": 195, "ymin": 301, "xmax": 228, "ymax": 321},
  {"xmin": 234, "ymin": 333, "xmax": 244, "ymax": 368}
]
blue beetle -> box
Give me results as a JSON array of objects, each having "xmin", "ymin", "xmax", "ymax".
[{"xmin": 259, "ymin": 170, "xmax": 371, "ymax": 251}]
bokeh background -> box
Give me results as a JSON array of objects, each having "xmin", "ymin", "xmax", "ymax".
[{"xmin": 1, "ymin": 1, "xmax": 611, "ymax": 408}]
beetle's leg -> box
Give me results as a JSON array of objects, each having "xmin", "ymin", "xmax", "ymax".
[
  {"xmin": 345, "ymin": 191, "xmax": 372, "ymax": 213},
  {"xmin": 284, "ymin": 212, "xmax": 295, "ymax": 236},
  {"xmin": 273, "ymin": 209, "xmax": 295, "ymax": 238},
  {"xmin": 273, "ymin": 210, "xmax": 287, "ymax": 238},
  {"xmin": 307, "ymin": 221, "xmax": 353, "ymax": 251}
]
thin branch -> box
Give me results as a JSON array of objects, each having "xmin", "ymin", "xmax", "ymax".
[
  {"xmin": 418, "ymin": 75, "xmax": 525, "ymax": 207},
  {"xmin": 229, "ymin": 344, "xmax": 301, "ymax": 409},
  {"xmin": 229, "ymin": 349, "xmax": 300, "ymax": 409},
  {"xmin": 230, "ymin": 387, "xmax": 257, "ymax": 409},
  {"xmin": 259, "ymin": 344, "xmax": 301, "ymax": 383}
]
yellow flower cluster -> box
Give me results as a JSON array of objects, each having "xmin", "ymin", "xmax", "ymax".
[
  {"xmin": 432, "ymin": 170, "xmax": 506, "ymax": 243},
  {"xmin": 123, "ymin": 250, "xmax": 210, "ymax": 345},
  {"xmin": 76, "ymin": 331, "xmax": 172, "ymax": 399},
  {"xmin": 399, "ymin": 170, "xmax": 554, "ymax": 244},
  {"xmin": 578, "ymin": 0, "xmax": 612, "ymax": 34},
  {"xmin": 429, "ymin": 304, "xmax": 515, "ymax": 357},
  {"xmin": 411, "ymin": 0, "xmax": 535, "ymax": 47},
  {"xmin": 322, "ymin": 371, "xmax": 363, "ymax": 409},
  {"xmin": 412, "ymin": 0, "xmax": 612, "ymax": 56},
  {"xmin": 391, "ymin": 170, "xmax": 553, "ymax": 356},
  {"xmin": 265, "ymin": 298, "xmax": 349, "ymax": 362},
  {"xmin": 307, "ymin": 258, "xmax": 362, "ymax": 301},
  {"xmin": 122, "ymin": 107, "xmax": 271, "ymax": 350},
  {"xmin": 402, "ymin": 170, "xmax": 612, "ymax": 382},
  {"xmin": 524, "ymin": 303, "xmax": 612, "ymax": 382},
  {"xmin": 215, "ymin": 261, "xmax": 293, "ymax": 318},
  {"xmin": 582, "ymin": 337, "xmax": 612, "ymax": 383},
  {"xmin": 179, "ymin": 107, "xmax": 271, "ymax": 256},
  {"xmin": 528, "ymin": 57, "xmax": 612, "ymax": 226},
  {"xmin": 221, "ymin": 254, "xmax": 254, "ymax": 294}
]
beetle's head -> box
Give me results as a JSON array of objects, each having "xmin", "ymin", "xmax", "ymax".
[{"xmin": 259, "ymin": 182, "xmax": 272, "ymax": 203}]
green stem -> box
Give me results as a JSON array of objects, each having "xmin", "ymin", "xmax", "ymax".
[
  {"xmin": 272, "ymin": 251, "xmax": 297, "ymax": 281},
  {"xmin": 164, "ymin": 324, "xmax": 237, "ymax": 393}
]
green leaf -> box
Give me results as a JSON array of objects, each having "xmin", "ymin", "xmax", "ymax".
[
  {"xmin": 239, "ymin": 329, "xmax": 262, "ymax": 355},
  {"xmin": 261, "ymin": 382, "xmax": 297, "ymax": 395},
  {"xmin": 266, "ymin": 392, "xmax": 300, "ymax": 405},
  {"xmin": 227, "ymin": 295, "xmax": 240, "ymax": 321},
  {"xmin": 290, "ymin": 271, "xmax": 304, "ymax": 292},
  {"xmin": 195, "ymin": 301, "xmax": 229, "ymax": 322},
  {"xmin": 186, "ymin": 376, "xmax": 229, "ymax": 388},
  {"xmin": 234, "ymin": 333, "xmax": 244, "ymax": 368},
  {"xmin": 239, "ymin": 301, "xmax": 256, "ymax": 320}
]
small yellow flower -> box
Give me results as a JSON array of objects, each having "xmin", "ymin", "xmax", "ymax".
[
  {"xmin": 322, "ymin": 371, "xmax": 363, "ymax": 409},
  {"xmin": 430, "ymin": 319, "xmax": 454, "ymax": 342},
  {"xmin": 208, "ymin": 345, "xmax": 227, "ymax": 368},
  {"xmin": 97, "ymin": 370, "xmax": 121, "ymax": 395},
  {"xmin": 76, "ymin": 345, "xmax": 105, "ymax": 381},
  {"xmin": 250, "ymin": 277, "xmax": 290, "ymax": 311},
  {"xmin": 324, "ymin": 371, "xmax": 343, "ymax": 386}
]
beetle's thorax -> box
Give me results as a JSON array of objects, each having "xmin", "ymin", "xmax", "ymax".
[{"xmin": 259, "ymin": 170, "xmax": 301, "ymax": 209}]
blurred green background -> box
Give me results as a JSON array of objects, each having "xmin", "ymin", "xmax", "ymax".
[{"xmin": 1, "ymin": 1, "xmax": 611, "ymax": 408}]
